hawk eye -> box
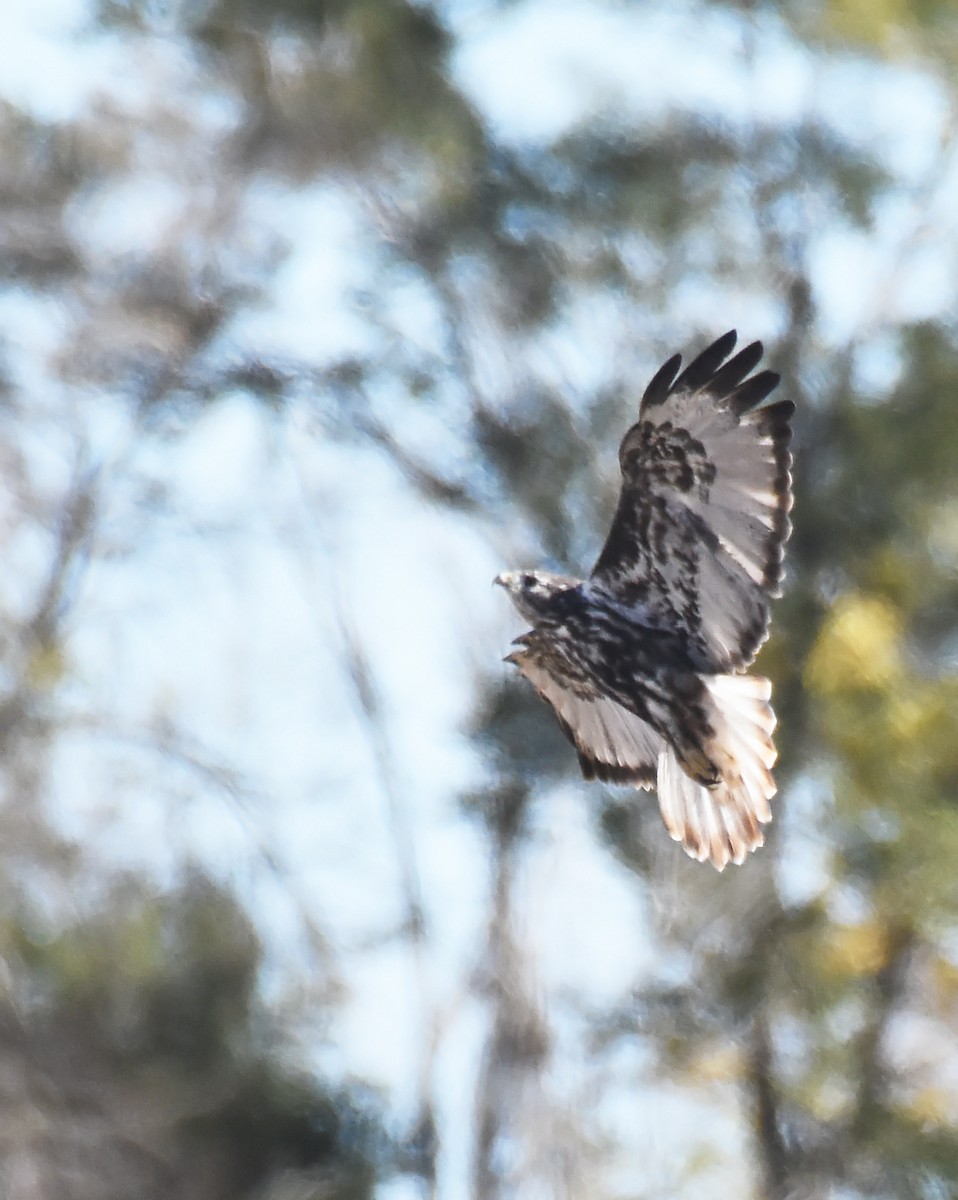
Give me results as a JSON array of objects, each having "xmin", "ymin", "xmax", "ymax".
[{"xmin": 521, "ymin": 573, "xmax": 536, "ymax": 589}]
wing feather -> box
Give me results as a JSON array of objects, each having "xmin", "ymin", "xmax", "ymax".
[
  {"xmin": 590, "ymin": 331, "xmax": 794, "ymax": 670},
  {"xmin": 506, "ymin": 643, "xmax": 662, "ymax": 788}
]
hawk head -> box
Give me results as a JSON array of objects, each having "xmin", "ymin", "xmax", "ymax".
[{"xmin": 494, "ymin": 569, "xmax": 580, "ymax": 624}]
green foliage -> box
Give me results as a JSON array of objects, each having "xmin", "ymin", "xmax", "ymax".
[
  {"xmin": 818, "ymin": 0, "xmax": 958, "ymax": 60},
  {"xmin": 4, "ymin": 874, "xmax": 384, "ymax": 1199}
]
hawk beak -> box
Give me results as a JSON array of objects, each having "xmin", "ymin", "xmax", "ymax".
[{"xmin": 493, "ymin": 572, "xmax": 509, "ymax": 589}]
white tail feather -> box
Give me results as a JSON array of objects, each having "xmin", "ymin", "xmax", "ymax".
[{"xmin": 656, "ymin": 674, "xmax": 778, "ymax": 870}]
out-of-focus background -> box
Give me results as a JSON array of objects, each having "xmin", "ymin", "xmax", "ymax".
[{"xmin": 2, "ymin": 1, "xmax": 958, "ymax": 1197}]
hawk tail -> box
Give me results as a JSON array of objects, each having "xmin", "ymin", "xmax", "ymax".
[{"xmin": 656, "ymin": 674, "xmax": 777, "ymax": 870}]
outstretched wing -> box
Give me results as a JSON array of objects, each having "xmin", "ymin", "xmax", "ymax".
[
  {"xmin": 590, "ymin": 330, "xmax": 794, "ymax": 671},
  {"xmin": 506, "ymin": 635, "xmax": 662, "ymax": 787}
]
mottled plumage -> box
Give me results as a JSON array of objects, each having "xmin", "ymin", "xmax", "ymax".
[{"xmin": 495, "ymin": 331, "xmax": 794, "ymax": 869}]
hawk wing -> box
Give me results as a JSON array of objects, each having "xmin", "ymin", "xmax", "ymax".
[
  {"xmin": 507, "ymin": 637, "xmax": 775, "ymax": 869},
  {"xmin": 505, "ymin": 635, "xmax": 662, "ymax": 787},
  {"xmin": 590, "ymin": 330, "xmax": 794, "ymax": 671}
]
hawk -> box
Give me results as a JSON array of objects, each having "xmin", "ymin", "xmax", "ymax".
[{"xmin": 495, "ymin": 331, "xmax": 794, "ymax": 870}]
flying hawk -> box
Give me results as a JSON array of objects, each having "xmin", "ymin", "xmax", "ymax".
[{"xmin": 495, "ymin": 331, "xmax": 794, "ymax": 870}]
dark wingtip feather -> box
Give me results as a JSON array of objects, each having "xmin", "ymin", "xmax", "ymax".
[
  {"xmin": 578, "ymin": 751, "xmax": 656, "ymax": 787},
  {"xmin": 729, "ymin": 370, "xmax": 780, "ymax": 414},
  {"xmin": 672, "ymin": 330, "xmax": 738, "ymax": 394},
  {"xmin": 708, "ymin": 341, "xmax": 764, "ymax": 399},
  {"xmin": 641, "ymin": 352, "xmax": 683, "ymax": 408},
  {"xmin": 758, "ymin": 397, "xmax": 795, "ymax": 430}
]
